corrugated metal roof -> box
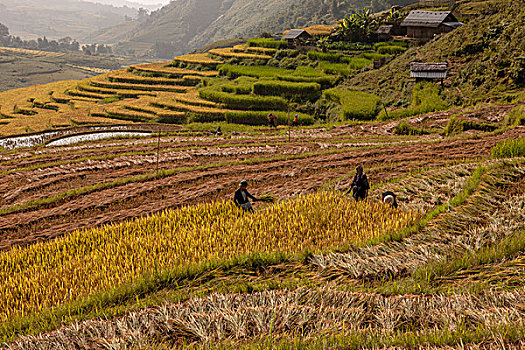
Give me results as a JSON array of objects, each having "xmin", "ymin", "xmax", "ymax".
[
  {"xmin": 401, "ymin": 11, "xmax": 456, "ymax": 28},
  {"xmin": 411, "ymin": 71, "xmax": 447, "ymax": 79},
  {"xmin": 377, "ymin": 25, "xmax": 393, "ymax": 34},
  {"xmin": 410, "ymin": 62, "xmax": 448, "ymax": 72},
  {"xmin": 282, "ymin": 29, "xmax": 310, "ymax": 40}
]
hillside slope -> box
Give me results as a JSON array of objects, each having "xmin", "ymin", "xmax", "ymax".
[
  {"xmin": 0, "ymin": 0, "xmax": 138, "ymax": 41},
  {"xmin": 349, "ymin": 0, "xmax": 525, "ymax": 106},
  {"xmin": 91, "ymin": 0, "xmax": 412, "ymax": 56}
]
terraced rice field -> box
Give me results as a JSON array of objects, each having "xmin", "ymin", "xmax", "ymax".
[{"xmin": 0, "ymin": 38, "xmax": 525, "ymax": 350}]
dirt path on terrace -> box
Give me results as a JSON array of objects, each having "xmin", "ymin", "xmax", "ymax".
[{"xmin": 0, "ymin": 127, "xmax": 522, "ymax": 250}]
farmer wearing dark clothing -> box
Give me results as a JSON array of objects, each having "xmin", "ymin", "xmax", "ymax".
[
  {"xmin": 267, "ymin": 113, "xmax": 277, "ymax": 128},
  {"xmin": 347, "ymin": 165, "xmax": 370, "ymax": 201},
  {"xmin": 215, "ymin": 126, "xmax": 223, "ymax": 136},
  {"xmin": 234, "ymin": 180, "xmax": 258, "ymax": 212},
  {"xmin": 382, "ymin": 191, "xmax": 398, "ymax": 208}
]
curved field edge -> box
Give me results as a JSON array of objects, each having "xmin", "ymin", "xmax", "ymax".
[
  {"xmin": 1, "ymin": 159, "xmax": 518, "ymax": 344},
  {"xmin": 5, "ymin": 158, "xmax": 525, "ymax": 349}
]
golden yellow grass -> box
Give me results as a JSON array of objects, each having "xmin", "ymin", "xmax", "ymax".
[
  {"xmin": 283, "ymin": 24, "xmax": 336, "ymax": 36},
  {"xmin": 0, "ymin": 193, "xmax": 419, "ymax": 320},
  {"xmin": 209, "ymin": 48, "xmax": 272, "ymax": 60},
  {"xmin": 0, "ymin": 81, "xmax": 78, "ymax": 136},
  {"xmin": 173, "ymin": 53, "xmax": 222, "ymax": 65},
  {"xmin": 130, "ymin": 63, "xmax": 218, "ymax": 77},
  {"xmin": 173, "ymin": 90, "xmax": 220, "ymax": 108}
]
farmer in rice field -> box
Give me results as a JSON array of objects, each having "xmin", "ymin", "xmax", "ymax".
[
  {"xmin": 234, "ymin": 180, "xmax": 259, "ymax": 212},
  {"xmin": 382, "ymin": 191, "xmax": 398, "ymax": 208},
  {"xmin": 347, "ymin": 165, "xmax": 370, "ymax": 201},
  {"xmin": 292, "ymin": 114, "xmax": 299, "ymax": 126},
  {"xmin": 267, "ymin": 113, "xmax": 277, "ymax": 128}
]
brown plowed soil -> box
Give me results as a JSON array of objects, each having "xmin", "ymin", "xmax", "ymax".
[{"xmin": 1, "ymin": 115, "xmax": 523, "ymax": 250}]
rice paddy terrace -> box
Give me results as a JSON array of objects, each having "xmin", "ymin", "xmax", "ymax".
[{"xmin": 0, "ymin": 34, "xmax": 524, "ymax": 349}]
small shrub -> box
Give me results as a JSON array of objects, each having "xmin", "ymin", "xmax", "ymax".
[
  {"xmin": 504, "ymin": 106, "xmax": 525, "ymax": 127},
  {"xmin": 323, "ymin": 88, "xmax": 381, "ymax": 120},
  {"xmin": 444, "ymin": 116, "xmax": 465, "ymax": 136},
  {"xmin": 393, "ymin": 121, "xmax": 429, "ymax": 135},
  {"xmin": 491, "ymin": 138, "xmax": 525, "ymax": 158},
  {"xmin": 225, "ymin": 111, "xmax": 314, "ymax": 126}
]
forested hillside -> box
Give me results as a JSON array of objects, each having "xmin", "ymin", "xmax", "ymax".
[{"xmin": 91, "ymin": 0, "xmax": 412, "ymax": 57}]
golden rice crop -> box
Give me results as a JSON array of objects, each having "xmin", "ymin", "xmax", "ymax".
[
  {"xmin": 173, "ymin": 54, "xmax": 222, "ymax": 66},
  {"xmin": 90, "ymin": 77, "xmax": 190, "ymax": 93},
  {"xmin": 0, "ymin": 192, "xmax": 419, "ymax": 321},
  {"xmin": 209, "ymin": 48, "xmax": 273, "ymax": 60},
  {"xmin": 130, "ymin": 63, "xmax": 218, "ymax": 77},
  {"xmin": 151, "ymin": 100, "xmax": 228, "ymax": 115}
]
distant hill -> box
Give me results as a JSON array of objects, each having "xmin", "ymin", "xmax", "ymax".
[
  {"xmin": 0, "ymin": 46, "xmax": 155, "ymax": 92},
  {"xmin": 84, "ymin": 0, "xmax": 164, "ymax": 11},
  {"xmin": 90, "ymin": 0, "xmax": 413, "ymax": 56},
  {"xmin": 0, "ymin": 0, "xmax": 139, "ymax": 41}
]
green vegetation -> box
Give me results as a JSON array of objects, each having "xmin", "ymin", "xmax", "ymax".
[
  {"xmin": 373, "ymin": 41, "xmax": 408, "ymax": 50},
  {"xmin": 219, "ymin": 64, "xmax": 293, "ymax": 79},
  {"xmin": 318, "ymin": 62, "xmax": 354, "ymax": 76},
  {"xmin": 443, "ymin": 116, "xmax": 498, "ymax": 136},
  {"xmin": 199, "ymin": 88, "xmax": 288, "ymax": 111},
  {"xmin": 252, "ymin": 81, "xmax": 321, "ymax": 100},
  {"xmin": 393, "ymin": 121, "xmax": 429, "ymax": 136},
  {"xmin": 324, "ymin": 88, "xmax": 381, "ymax": 120},
  {"xmin": 307, "ymin": 51, "xmax": 343, "ymax": 63},
  {"xmin": 361, "ymin": 52, "xmax": 390, "ymax": 60},
  {"xmin": 376, "ymin": 45, "xmax": 407, "ymax": 55},
  {"xmin": 247, "ymin": 38, "xmax": 287, "ymax": 49},
  {"xmin": 504, "ymin": 105, "xmax": 525, "ymax": 127},
  {"xmin": 491, "ymin": 138, "xmax": 525, "ymax": 158},
  {"xmin": 378, "ymin": 82, "xmax": 448, "ymax": 120},
  {"xmin": 225, "ymin": 111, "xmax": 314, "ymax": 126}
]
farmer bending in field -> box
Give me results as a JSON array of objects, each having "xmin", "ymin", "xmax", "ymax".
[
  {"xmin": 382, "ymin": 191, "xmax": 398, "ymax": 208},
  {"xmin": 347, "ymin": 165, "xmax": 370, "ymax": 201},
  {"xmin": 267, "ymin": 113, "xmax": 277, "ymax": 128},
  {"xmin": 234, "ymin": 180, "xmax": 259, "ymax": 212}
]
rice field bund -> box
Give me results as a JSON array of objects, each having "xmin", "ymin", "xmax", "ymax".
[{"xmin": 0, "ymin": 13, "xmax": 525, "ymax": 349}]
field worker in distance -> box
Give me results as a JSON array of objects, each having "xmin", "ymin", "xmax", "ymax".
[
  {"xmin": 382, "ymin": 190, "xmax": 398, "ymax": 208},
  {"xmin": 215, "ymin": 125, "xmax": 223, "ymax": 136},
  {"xmin": 234, "ymin": 180, "xmax": 259, "ymax": 212},
  {"xmin": 292, "ymin": 114, "xmax": 299, "ymax": 126},
  {"xmin": 267, "ymin": 113, "xmax": 277, "ymax": 128},
  {"xmin": 347, "ymin": 165, "xmax": 370, "ymax": 201}
]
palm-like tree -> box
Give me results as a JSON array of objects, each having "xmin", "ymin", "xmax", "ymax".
[
  {"xmin": 386, "ymin": 8, "xmax": 403, "ymax": 25},
  {"xmin": 335, "ymin": 8, "xmax": 378, "ymax": 43}
]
